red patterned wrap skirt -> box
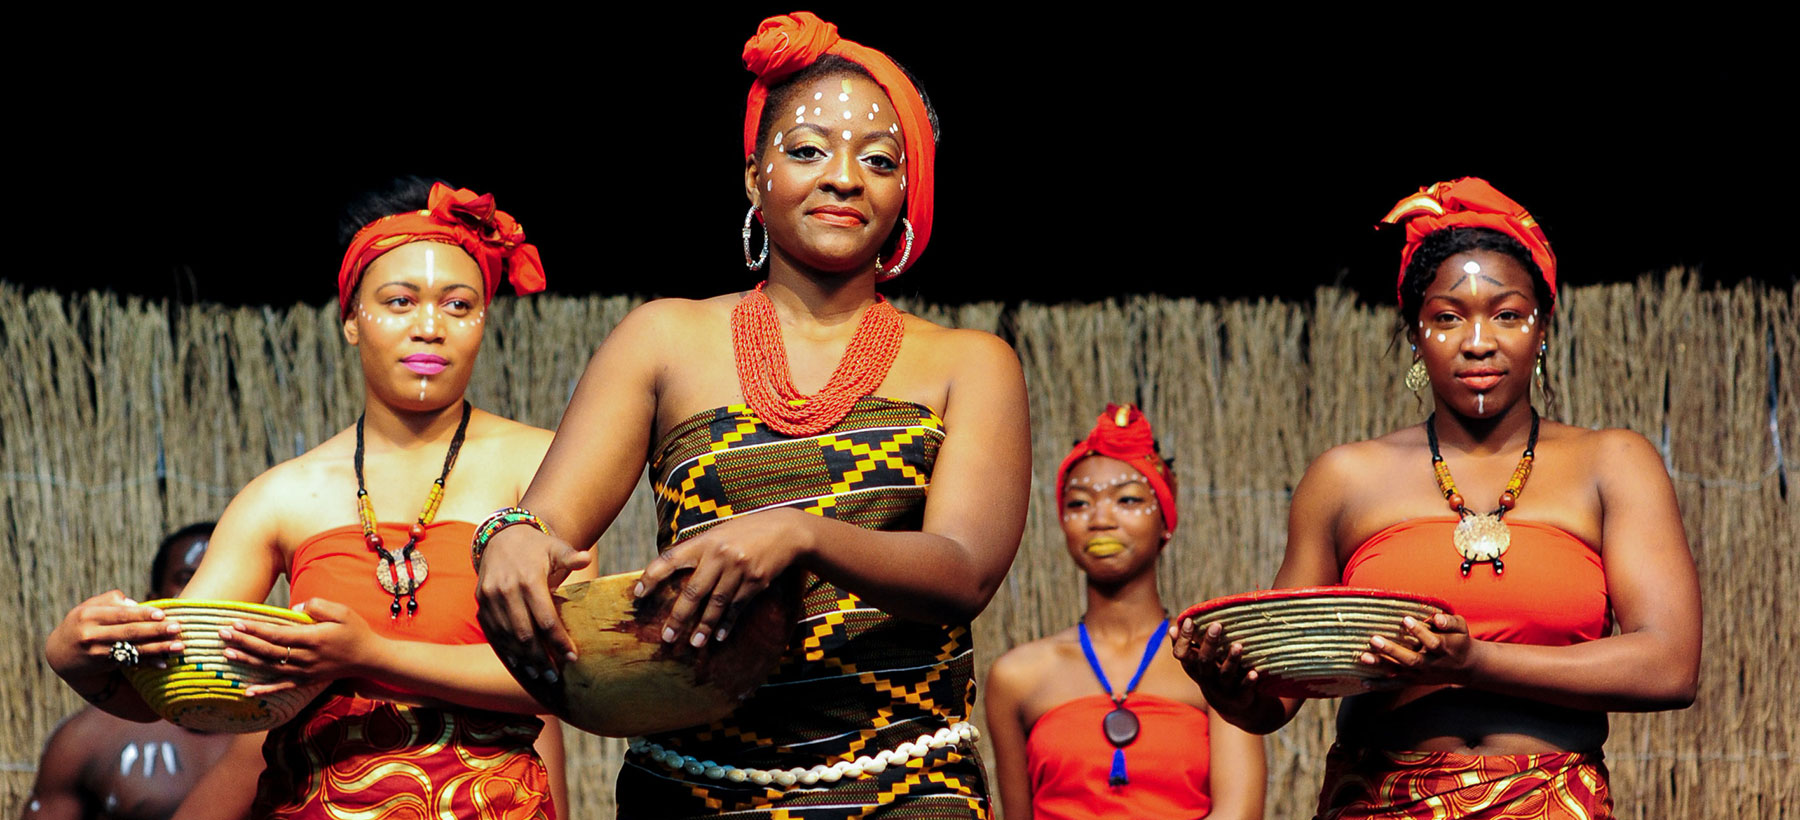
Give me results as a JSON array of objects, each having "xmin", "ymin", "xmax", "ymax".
[{"xmin": 1316, "ymin": 744, "xmax": 1612, "ymax": 819}]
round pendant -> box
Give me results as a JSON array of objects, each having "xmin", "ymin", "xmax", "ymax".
[
  {"xmin": 375, "ymin": 550, "xmax": 429, "ymax": 595},
  {"xmin": 1102, "ymin": 705, "xmax": 1139, "ymax": 748},
  {"xmin": 1452, "ymin": 514, "xmax": 1511, "ymax": 563}
]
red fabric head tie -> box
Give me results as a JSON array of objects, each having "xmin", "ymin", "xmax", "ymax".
[
  {"xmin": 1378, "ymin": 177, "xmax": 1556, "ymax": 301},
  {"xmin": 337, "ymin": 183, "xmax": 547, "ymax": 318},
  {"xmin": 740, "ymin": 11, "xmax": 935, "ymax": 278},
  {"xmin": 1056, "ymin": 404, "xmax": 1179, "ymax": 533}
]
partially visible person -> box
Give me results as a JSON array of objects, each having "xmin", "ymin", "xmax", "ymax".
[
  {"xmin": 1176, "ymin": 178, "xmax": 1700, "ymax": 819},
  {"xmin": 25, "ymin": 524, "xmax": 232, "ymax": 820},
  {"xmin": 987, "ymin": 405, "xmax": 1264, "ymax": 820}
]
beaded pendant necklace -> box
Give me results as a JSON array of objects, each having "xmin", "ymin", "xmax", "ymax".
[
  {"xmin": 1425, "ymin": 409, "xmax": 1539, "ymax": 576},
  {"xmin": 1077, "ymin": 617, "xmax": 1169, "ymax": 786},
  {"xmin": 354, "ymin": 401, "xmax": 472, "ymax": 617},
  {"xmin": 730, "ymin": 281, "xmax": 904, "ymax": 437}
]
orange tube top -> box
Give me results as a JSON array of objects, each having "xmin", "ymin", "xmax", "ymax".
[
  {"xmin": 1342, "ymin": 517, "xmax": 1609, "ymax": 646},
  {"xmin": 1026, "ymin": 693, "xmax": 1212, "ymax": 820},
  {"xmin": 289, "ymin": 520, "xmax": 484, "ymax": 648}
]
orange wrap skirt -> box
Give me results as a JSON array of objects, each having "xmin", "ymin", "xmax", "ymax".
[{"xmin": 1316, "ymin": 744, "xmax": 1611, "ymax": 819}]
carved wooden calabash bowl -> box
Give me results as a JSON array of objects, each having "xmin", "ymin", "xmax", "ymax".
[{"xmin": 501, "ymin": 569, "xmax": 799, "ymax": 737}]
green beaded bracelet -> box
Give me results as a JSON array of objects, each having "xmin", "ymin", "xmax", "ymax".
[{"xmin": 471, "ymin": 506, "xmax": 551, "ymax": 570}]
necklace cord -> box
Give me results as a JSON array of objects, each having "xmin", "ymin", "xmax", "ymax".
[{"xmin": 354, "ymin": 401, "xmax": 473, "ymax": 616}]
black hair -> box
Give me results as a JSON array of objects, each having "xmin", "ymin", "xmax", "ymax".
[
  {"xmin": 1397, "ymin": 226, "xmax": 1558, "ymax": 410},
  {"xmin": 752, "ymin": 54, "xmax": 941, "ymax": 163},
  {"xmin": 337, "ymin": 175, "xmax": 450, "ymax": 251},
  {"xmin": 149, "ymin": 522, "xmax": 216, "ymax": 593}
]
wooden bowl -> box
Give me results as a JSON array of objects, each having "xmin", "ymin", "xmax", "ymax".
[
  {"xmin": 122, "ymin": 599, "xmax": 329, "ymax": 732},
  {"xmin": 500, "ymin": 569, "xmax": 799, "ymax": 737},
  {"xmin": 1180, "ymin": 587, "xmax": 1451, "ymax": 699}
]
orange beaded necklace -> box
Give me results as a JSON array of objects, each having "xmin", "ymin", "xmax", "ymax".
[{"xmin": 730, "ymin": 282, "xmax": 905, "ymax": 437}]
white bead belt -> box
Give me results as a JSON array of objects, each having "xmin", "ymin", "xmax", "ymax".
[{"xmin": 628, "ymin": 721, "xmax": 980, "ymax": 788}]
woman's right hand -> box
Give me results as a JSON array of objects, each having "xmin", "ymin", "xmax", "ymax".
[
  {"xmin": 1172, "ymin": 617, "xmax": 1263, "ymax": 719},
  {"xmin": 474, "ymin": 525, "xmax": 592, "ymax": 676},
  {"xmin": 44, "ymin": 590, "xmax": 185, "ymax": 686}
]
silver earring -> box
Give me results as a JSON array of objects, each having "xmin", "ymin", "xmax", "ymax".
[
  {"xmin": 743, "ymin": 207, "xmax": 768, "ymax": 271},
  {"xmin": 874, "ymin": 218, "xmax": 914, "ymax": 278}
]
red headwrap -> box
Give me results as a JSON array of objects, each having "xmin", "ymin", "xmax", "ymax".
[
  {"xmin": 740, "ymin": 11, "xmax": 935, "ymax": 278},
  {"xmin": 1055, "ymin": 404, "xmax": 1178, "ymax": 533},
  {"xmin": 1379, "ymin": 177, "xmax": 1556, "ymax": 302},
  {"xmin": 337, "ymin": 183, "xmax": 547, "ymax": 319}
]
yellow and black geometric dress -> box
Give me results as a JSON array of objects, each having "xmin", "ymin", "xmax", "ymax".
[{"xmin": 614, "ymin": 397, "xmax": 989, "ymax": 819}]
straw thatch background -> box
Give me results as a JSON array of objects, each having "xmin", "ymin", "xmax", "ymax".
[{"xmin": 3, "ymin": 274, "xmax": 1794, "ymax": 818}]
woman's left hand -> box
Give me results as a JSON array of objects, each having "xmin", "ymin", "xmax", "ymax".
[
  {"xmin": 218, "ymin": 599, "xmax": 378, "ymax": 695},
  {"xmin": 1361, "ymin": 613, "xmax": 1479, "ymax": 686},
  {"xmin": 635, "ymin": 508, "xmax": 814, "ymax": 649}
]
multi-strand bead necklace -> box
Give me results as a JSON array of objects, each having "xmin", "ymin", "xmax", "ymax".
[
  {"xmin": 730, "ymin": 282, "xmax": 904, "ymax": 437},
  {"xmin": 354, "ymin": 401, "xmax": 472, "ymax": 616}
]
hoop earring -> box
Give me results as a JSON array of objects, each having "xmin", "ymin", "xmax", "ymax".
[
  {"xmin": 874, "ymin": 218, "xmax": 914, "ymax": 278},
  {"xmin": 742, "ymin": 207, "xmax": 768, "ymax": 272},
  {"xmin": 1405, "ymin": 347, "xmax": 1428, "ymax": 392}
]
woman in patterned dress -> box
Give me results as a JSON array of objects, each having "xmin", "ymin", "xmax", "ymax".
[{"xmin": 474, "ymin": 11, "xmax": 1031, "ymax": 820}]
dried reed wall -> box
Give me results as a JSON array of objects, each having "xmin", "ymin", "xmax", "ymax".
[{"xmin": 2, "ymin": 274, "xmax": 1794, "ymax": 818}]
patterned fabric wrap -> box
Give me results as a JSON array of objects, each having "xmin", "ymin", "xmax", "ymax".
[
  {"xmin": 1316, "ymin": 744, "xmax": 1612, "ymax": 819},
  {"xmin": 251, "ymin": 689, "xmax": 553, "ymax": 819},
  {"xmin": 616, "ymin": 397, "xmax": 988, "ymax": 819}
]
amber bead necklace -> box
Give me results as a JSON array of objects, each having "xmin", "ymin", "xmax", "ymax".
[
  {"xmin": 354, "ymin": 400, "xmax": 472, "ymax": 617},
  {"xmin": 1425, "ymin": 409, "xmax": 1539, "ymax": 576}
]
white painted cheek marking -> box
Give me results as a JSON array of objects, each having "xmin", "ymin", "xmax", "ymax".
[
  {"xmin": 120, "ymin": 743, "xmax": 139, "ymax": 776},
  {"xmin": 1436, "ymin": 333, "xmax": 1447, "ymax": 343},
  {"xmin": 872, "ymin": 102, "xmax": 880, "ymax": 112},
  {"xmin": 161, "ymin": 741, "xmax": 178, "ymax": 774},
  {"xmin": 182, "ymin": 541, "xmax": 206, "ymax": 565},
  {"xmin": 796, "ymin": 105, "xmax": 805, "ymax": 115},
  {"xmin": 813, "ymin": 107, "xmax": 822, "ymax": 116},
  {"xmin": 838, "ymin": 92, "xmax": 849, "ymax": 102},
  {"xmin": 900, "ymin": 178, "xmax": 907, "ymax": 190},
  {"xmin": 813, "ymin": 92, "xmax": 823, "ymax": 100},
  {"xmin": 796, "ymin": 116, "xmax": 805, "ymax": 124},
  {"xmin": 890, "ymin": 123, "xmax": 899, "ymax": 133},
  {"xmin": 766, "ymin": 163, "xmax": 773, "ymax": 174},
  {"xmin": 842, "ymin": 110, "xmax": 852, "ymax": 119},
  {"xmin": 27, "ymin": 800, "xmax": 39, "ymax": 812},
  {"xmin": 767, "ymin": 180, "xmax": 773, "ymax": 191},
  {"xmin": 868, "ymin": 112, "xmax": 876, "ymax": 120}
]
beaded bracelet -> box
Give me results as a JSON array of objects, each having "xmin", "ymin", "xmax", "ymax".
[
  {"xmin": 471, "ymin": 507, "xmax": 551, "ymax": 570},
  {"xmin": 628, "ymin": 721, "xmax": 980, "ymax": 787}
]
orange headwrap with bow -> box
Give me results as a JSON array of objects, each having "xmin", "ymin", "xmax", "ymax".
[
  {"xmin": 1379, "ymin": 177, "xmax": 1556, "ymax": 301},
  {"xmin": 740, "ymin": 11, "xmax": 935, "ymax": 278},
  {"xmin": 1056, "ymin": 404, "xmax": 1178, "ymax": 533},
  {"xmin": 337, "ymin": 182, "xmax": 547, "ymax": 318}
]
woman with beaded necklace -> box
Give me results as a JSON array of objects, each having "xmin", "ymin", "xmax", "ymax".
[
  {"xmin": 1174, "ymin": 178, "xmax": 1701, "ymax": 819},
  {"xmin": 986, "ymin": 404, "xmax": 1264, "ymax": 819},
  {"xmin": 45, "ymin": 177, "xmax": 587, "ymax": 818},
  {"xmin": 472, "ymin": 11, "xmax": 1030, "ymax": 819}
]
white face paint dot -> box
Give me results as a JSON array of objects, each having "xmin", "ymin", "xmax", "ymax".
[
  {"xmin": 796, "ymin": 116, "xmax": 805, "ymax": 124},
  {"xmin": 813, "ymin": 107, "xmax": 822, "ymax": 116},
  {"xmin": 872, "ymin": 102, "xmax": 880, "ymax": 112},
  {"xmin": 766, "ymin": 163, "xmax": 773, "ymax": 173},
  {"xmin": 813, "ymin": 92, "xmax": 823, "ymax": 100},
  {"xmin": 766, "ymin": 180, "xmax": 772, "ymax": 191},
  {"xmin": 890, "ymin": 124, "xmax": 898, "ymax": 133},
  {"xmin": 842, "ymin": 130, "xmax": 852, "ymax": 140},
  {"xmin": 796, "ymin": 105, "xmax": 806, "ymax": 115},
  {"xmin": 868, "ymin": 112, "xmax": 876, "ymax": 120},
  {"xmin": 1436, "ymin": 333, "xmax": 1447, "ymax": 343},
  {"xmin": 1463, "ymin": 260, "xmax": 1481, "ymax": 274},
  {"xmin": 838, "ymin": 92, "xmax": 849, "ymax": 102},
  {"xmin": 842, "ymin": 110, "xmax": 852, "ymax": 119},
  {"xmin": 900, "ymin": 179, "xmax": 906, "ymax": 189}
]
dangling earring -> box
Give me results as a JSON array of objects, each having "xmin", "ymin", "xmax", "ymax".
[
  {"xmin": 743, "ymin": 207, "xmax": 768, "ymax": 272},
  {"xmin": 1405, "ymin": 346, "xmax": 1428, "ymax": 392},
  {"xmin": 1534, "ymin": 342, "xmax": 1547, "ymax": 390},
  {"xmin": 874, "ymin": 218, "xmax": 914, "ymax": 278}
]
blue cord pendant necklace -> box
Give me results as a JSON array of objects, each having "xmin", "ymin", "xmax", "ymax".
[{"xmin": 1078, "ymin": 617, "xmax": 1169, "ymax": 786}]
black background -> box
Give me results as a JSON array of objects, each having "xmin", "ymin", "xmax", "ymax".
[{"xmin": 12, "ymin": 10, "xmax": 1794, "ymax": 308}]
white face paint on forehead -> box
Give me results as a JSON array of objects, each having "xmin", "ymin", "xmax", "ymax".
[
  {"xmin": 424, "ymin": 246, "xmax": 437, "ymax": 289},
  {"xmin": 181, "ymin": 540, "xmax": 206, "ymax": 567},
  {"xmin": 1065, "ymin": 473, "xmax": 1152, "ymax": 495},
  {"xmin": 1463, "ymin": 260, "xmax": 1481, "ymax": 274}
]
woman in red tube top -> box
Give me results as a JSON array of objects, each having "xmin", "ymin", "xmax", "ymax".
[
  {"xmin": 45, "ymin": 177, "xmax": 590, "ymax": 819},
  {"xmin": 1174, "ymin": 177, "xmax": 1701, "ymax": 819},
  {"xmin": 987, "ymin": 404, "xmax": 1264, "ymax": 819}
]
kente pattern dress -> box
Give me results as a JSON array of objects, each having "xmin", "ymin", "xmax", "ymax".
[{"xmin": 614, "ymin": 397, "xmax": 989, "ymax": 819}]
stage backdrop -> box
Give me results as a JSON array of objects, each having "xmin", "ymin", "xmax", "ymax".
[{"xmin": 3, "ymin": 274, "xmax": 1794, "ymax": 818}]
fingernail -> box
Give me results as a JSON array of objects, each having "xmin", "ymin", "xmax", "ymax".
[
  {"xmin": 219, "ymin": 628, "xmax": 233, "ymax": 638},
  {"xmin": 223, "ymin": 649, "xmax": 238, "ymax": 661},
  {"xmin": 153, "ymin": 659, "xmax": 167, "ymax": 669},
  {"xmin": 544, "ymin": 668, "xmax": 559, "ymax": 684},
  {"xmin": 715, "ymin": 628, "xmax": 729, "ymax": 643},
  {"xmin": 690, "ymin": 631, "xmax": 708, "ymax": 648},
  {"xmin": 170, "ymin": 642, "xmax": 185, "ymax": 652},
  {"xmin": 123, "ymin": 598, "xmax": 139, "ymax": 606},
  {"xmin": 566, "ymin": 651, "xmax": 579, "ymax": 663},
  {"xmin": 1371, "ymin": 637, "xmax": 1386, "ymax": 649},
  {"xmin": 522, "ymin": 666, "xmax": 540, "ymax": 680},
  {"xmin": 662, "ymin": 627, "xmax": 676, "ymax": 643},
  {"xmin": 634, "ymin": 582, "xmax": 645, "ymax": 597},
  {"xmin": 1402, "ymin": 616, "xmax": 1416, "ymax": 628}
]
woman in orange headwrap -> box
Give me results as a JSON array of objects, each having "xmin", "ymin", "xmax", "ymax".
[
  {"xmin": 46, "ymin": 177, "xmax": 588, "ymax": 819},
  {"xmin": 986, "ymin": 405, "xmax": 1264, "ymax": 819},
  {"xmin": 1174, "ymin": 178, "xmax": 1702, "ymax": 819},
  {"xmin": 472, "ymin": 11, "xmax": 1029, "ymax": 820}
]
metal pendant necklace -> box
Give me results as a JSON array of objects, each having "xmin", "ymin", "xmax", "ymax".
[
  {"xmin": 1077, "ymin": 617, "xmax": 1169, "ymax": 786},
  {"xmin": 354, "ymin": 400, "xmax": 472, "ymax": 617},
  {"xmin": 1425, "ymin": 409, "xmax": 1539, "ymax": 576}
]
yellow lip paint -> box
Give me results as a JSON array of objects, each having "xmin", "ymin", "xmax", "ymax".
[{"xmin": 1085, "ymin": 538, "xmax": 1126, "ymax": 557}]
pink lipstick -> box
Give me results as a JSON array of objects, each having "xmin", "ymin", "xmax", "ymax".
[{"xmin": 401, "ymin": 354, "xmax": 448, "ymax": 375}]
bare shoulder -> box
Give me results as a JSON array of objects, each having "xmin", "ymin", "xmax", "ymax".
[
  {"xmin": 1550, "ymin": 422, "xmax": 1661, "ymax": 462},
  {"xmin": 613, "ymin": 294, "xmax": 735, "ymax": 340},
  {"xmin": 471, "ymin": 410, "xmax": 553, "ymax": 450},
  {"xmin": 1302, "ymin": 430, "xmax": 1408, "ymax": 489},
  {"xmin": 231, "ymin": 432, "xmax": 352, "ymax": 513},
  {"xmin": 988, "ymin": 628, "xmax": 1073, "ymax": 689}
]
